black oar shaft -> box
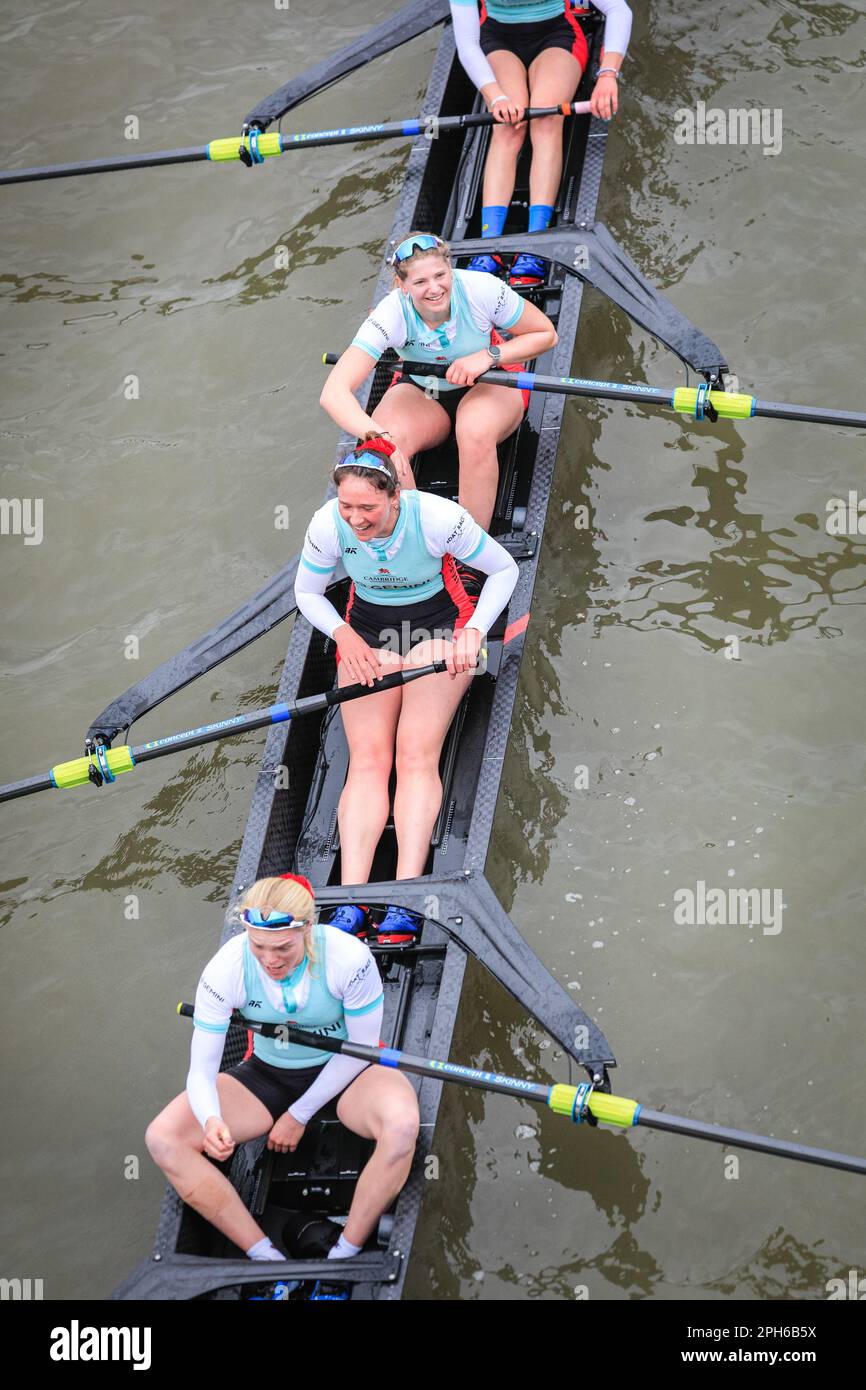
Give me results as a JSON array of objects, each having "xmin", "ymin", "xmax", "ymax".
[
  {"xmin": 362, "ymin": 356, "xmax": 676, "ymax": 408},
  {"xmin": 0, "ymin": 662, "xmax": 447, "ymax": 803},
  {"xmin": 754, "ymin": 400, "xmax": 866, "ymax": 429},
  {"xmin": 0, "ymin": 146, "xmax": 209, "ymax": 185},
  {"xmin": 129, "ymin": 661, "xmax": 445, "ymax": 767},
  {"xmin": 177, "ymin": 1009, "xmax": 866, "ymax": 1177},
  {"xmin": 325, "ymin": 356, "xmax": 866, "ymax": 433},
  {"xmin": 0, "ymin": 103, "xmax": 591, "ymax": 187},
  {"xmin": 0, "ymin": 772, "xmax": 54, "ymax": 802},
  {"xmin": 637, "ymin": 1108, "xmax": 866, "ymax": 1177}
]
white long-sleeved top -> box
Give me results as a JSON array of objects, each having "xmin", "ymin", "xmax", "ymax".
[
  {"xmin": 187, "ymin": 928, "xmax": 384, "ymax": 1128},
  {"xmin": 450, "ymin": 1, "xmax": 633, "ymax": 93},
  {"xmin": 296, "ymin": 491, "xmax": 519, "ymax": 638}
]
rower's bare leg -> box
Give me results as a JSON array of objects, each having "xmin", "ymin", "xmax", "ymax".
[
  {"xmin": 480, "ymin": 51, "xmax": 530, "ymax": 209},
  {"xmin": 454, "ymin": 385, "xmax": 526, "ymax": 529},
  {"xmin": 526, "ymin": 47, "xmax": 583, "ymax": 208},
  {"xmin": 336, "ymin": 1067, "xmax": 420, "ymax": 1248},
  {"xmin": 145, "ymin": 1077, "xmax": 274, "ymax": 1253},
  {"xmin": 337, "ymin": 650, "xmax": 403, "ymax": 884},
  {"xmin": 371, "ymin": 382, "xmax": 452, "ymax": 490},
  {"xmin": 393, "ymin": 639, "xmax": 475, "ymax": 879}
]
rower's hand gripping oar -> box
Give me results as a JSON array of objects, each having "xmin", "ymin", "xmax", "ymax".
[
  {"xmin": 0, "ymin": 102, "xmax": 592, "ymax": 187},
  {"xmin": 323, "ymin": 355, "xmax": 866, "ymax": 434},
  {"xmin": 177, "ymin": 1005, "xmax": 866, "ymax": 1179},
  {"xmin": 0, "ymin": 661, "xmax": 452, "ymax": 804}
]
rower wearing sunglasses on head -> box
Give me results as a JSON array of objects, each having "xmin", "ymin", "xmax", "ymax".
[
  {"xmin": 145, "ymin": 873, "xmax": 419, "ymax": 1264},
  {"xmin": 319, "ymin": 231, "xmax": 557, "ymax": 546},
  {"xmin": 450, "ymin": 1, "xmax": 632, "ymax": 286}
]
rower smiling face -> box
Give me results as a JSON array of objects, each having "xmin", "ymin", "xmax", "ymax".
[
  {"xmin": 246, "ymin": 925, "xmax": 307, "ymax": 980},
  {"xmin": 400, "ymin": 252, "xmax": 452, "ymax": 321},
  {"xmin": 337, "ymin": 475, "xmax": 399, "ymax": 540}
]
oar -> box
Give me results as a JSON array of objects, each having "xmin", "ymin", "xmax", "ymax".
[
  {"xmin": 178, "ymin": 1007, "xmax": 866, "ymax": 1178},
  {"xmin": 0, "ymin": 662, "xmax": 447, "ymax": 804},
  {"xmin": 324, "ymin": 355, "xmax": 866, "ymax": 433},
  {"xmin": 0, "ymin": 102, "xmax": 591, "ymax": 187}
]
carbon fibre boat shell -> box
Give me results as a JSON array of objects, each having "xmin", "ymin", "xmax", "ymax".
[{"xmin": 115, "ymin": 14, "xmax": 619, "ymax": 1302}]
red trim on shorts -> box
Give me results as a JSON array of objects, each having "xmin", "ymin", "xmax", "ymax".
[
  {"xmin": 243, "ymin": 1030, "xmax": 254, "ymax": 1062},
  {"xmin": 563, "ymin": 8, "xmax": 589, "ymax": 70},
  {"xmin": 504, "ymin": 612, "xmax": 530, "ymax": 645},
  {"xmin": 491, "ymin": 327, "xmax": 530, "ymax": 410},
  {"xmin": 334, "ymin": 582, "xmax": 356, "ymax": 667},
  {"xmin": 441, "ymin": 554, "xmax": 476, "ymax": 630},
  {"xmin": 480, "ymin": 1, "xmax": 488, "ymax": 24}
]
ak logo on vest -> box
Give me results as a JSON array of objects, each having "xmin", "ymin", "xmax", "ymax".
[
  {"xmin": 344, "ymin": 546, "xmax": 358, "ymax": 555},
  {"xmin": 246, "ymin": 1000, "xmax": 262, "ymax": 1009}
]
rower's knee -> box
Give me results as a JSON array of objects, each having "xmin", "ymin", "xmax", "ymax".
[
  {"xmin": 395, "ymin": 740, "xmax": 440, "ymax": 776},
  {"xmin": 455, "ymin": 417, "xmax": 500, "ymax": 457},
  {"xmin": 491, "ymin": 122, "xmax": 526, "ymax": 154},
  {"xmin": 376, "ymin": 1117, "xmax": 420, "ymax": 1168},
  {"xmin": 346, "ymin": 749, "xmax": 394, "ymax": 780},
  {"xmin": 529, "ymin": 112, "xmax": 563, "ymax": 143},
  {"xmin": 145, "ymin": 1118, "xmax": 180, "ymax": 1171}
]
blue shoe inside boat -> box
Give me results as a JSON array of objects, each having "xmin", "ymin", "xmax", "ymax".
[
  {"xmin": 328, "ymin": 905, "xmax": 367, "ymax": 935},
  {"xmin": 467, "ymin": 252, "xmax": 503, "ymax": 275},
  {"xmin": 509, "ymin": 252, "xmax": 545, "ymax": 286},
  {"xmin": 375, "ymin": 904, "xmax": 422, "ymax": 945}
]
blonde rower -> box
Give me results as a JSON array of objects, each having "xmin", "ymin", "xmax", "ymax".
[
  {"xmin": 145, "ymin": 874, "xmax": 419, "ymax": 1262},
  {"xmin": 319, "ymin": 232, "xmax": 557, "ymax": 535}
]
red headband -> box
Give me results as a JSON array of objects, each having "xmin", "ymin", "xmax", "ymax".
[
  {"xmin": 354, "ymin": 436, "xmax": 396, "ymax": 458},
  {"xmin": 279, "ymin": 872, "xmax": 314, "ymax": 897}
]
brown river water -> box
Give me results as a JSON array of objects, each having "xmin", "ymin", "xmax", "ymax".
[{"xmin": 1, "ymin": 0, "xmax": 864, "ymax": 1300}]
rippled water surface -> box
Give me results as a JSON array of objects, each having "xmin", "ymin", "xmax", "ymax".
[{"xmin": 1, "ymin": 0, "xmax": 864, "ymax": 1300}]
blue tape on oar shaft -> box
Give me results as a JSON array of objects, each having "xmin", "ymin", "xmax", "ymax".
[
  {"xmin": 516, "ymin": 371, "xmax": 534, "ymax": 391},
  {"xmin": 270, "ymin": 703, "xmax": 291, "ymax": 724},
  {"xmin": 379, "ymin": 1048, "xmax": 401, "ymax": 1068},
  {"xmin": 402, "ymin": 120, "xmax": 422, "ymax": 135}
]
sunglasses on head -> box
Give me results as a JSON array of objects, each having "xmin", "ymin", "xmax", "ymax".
[
  {"xmin": 242, "ymin": 908, "xmax": 303, "ymax": 930},
  {"xmin": 390, "ymin": 233, "xmax": 446, "ymax": 265}
]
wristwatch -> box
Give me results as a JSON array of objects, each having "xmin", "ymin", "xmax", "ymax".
[{"xmin": 485, "ymin": 344, "xmax": 502, "ymax": 363}]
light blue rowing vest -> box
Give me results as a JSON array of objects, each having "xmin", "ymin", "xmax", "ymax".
[
  {"xmin": 333, "ymin": 488, "xmax": 444, "ymax": 605},
  {"xmin": 397, "ymin": 269, "xmax": 496, "ymax": 390},
  {"xmin": 240, "ymin": 923, "xmax": 347, "ymax": 1069}
]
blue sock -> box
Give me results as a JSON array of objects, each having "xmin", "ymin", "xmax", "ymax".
[
  {"xmin": 480, "ymin": 204, "xmax": 508, "ymax": 238},
  {"xmin": 528, "ymin": 203, "xmax": 554, "ymax": 233}
]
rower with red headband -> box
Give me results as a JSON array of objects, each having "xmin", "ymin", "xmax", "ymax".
[
  {"xmin": 319, "ymin": 230, "xmax": 557, "ymax": 536},
  {"xmin": 294, "ymin": 435, "xmax": 518, "ymax": 941},
  {"xmin": 145, "ymin": 873, "xmax": 419, "ymax": 1263}
]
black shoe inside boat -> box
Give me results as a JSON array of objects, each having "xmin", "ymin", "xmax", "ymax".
[{"xmin": 282, "ymin": 1212, "xmax": 343, "ymax": 1259}]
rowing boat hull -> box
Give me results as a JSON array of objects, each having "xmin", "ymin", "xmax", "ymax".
[{"xmin": 115, "ymin": 13, "xmax": 616, "ymax": 1302}]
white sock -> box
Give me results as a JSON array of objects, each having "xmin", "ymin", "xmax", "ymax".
[
  {"xmin": 327, "ymin": 1233, "xmax": 362, "ymax": 1260},
  {"xmin": 247, "ymin": 1237, "xmax": 284, "ymax": 1261}
]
